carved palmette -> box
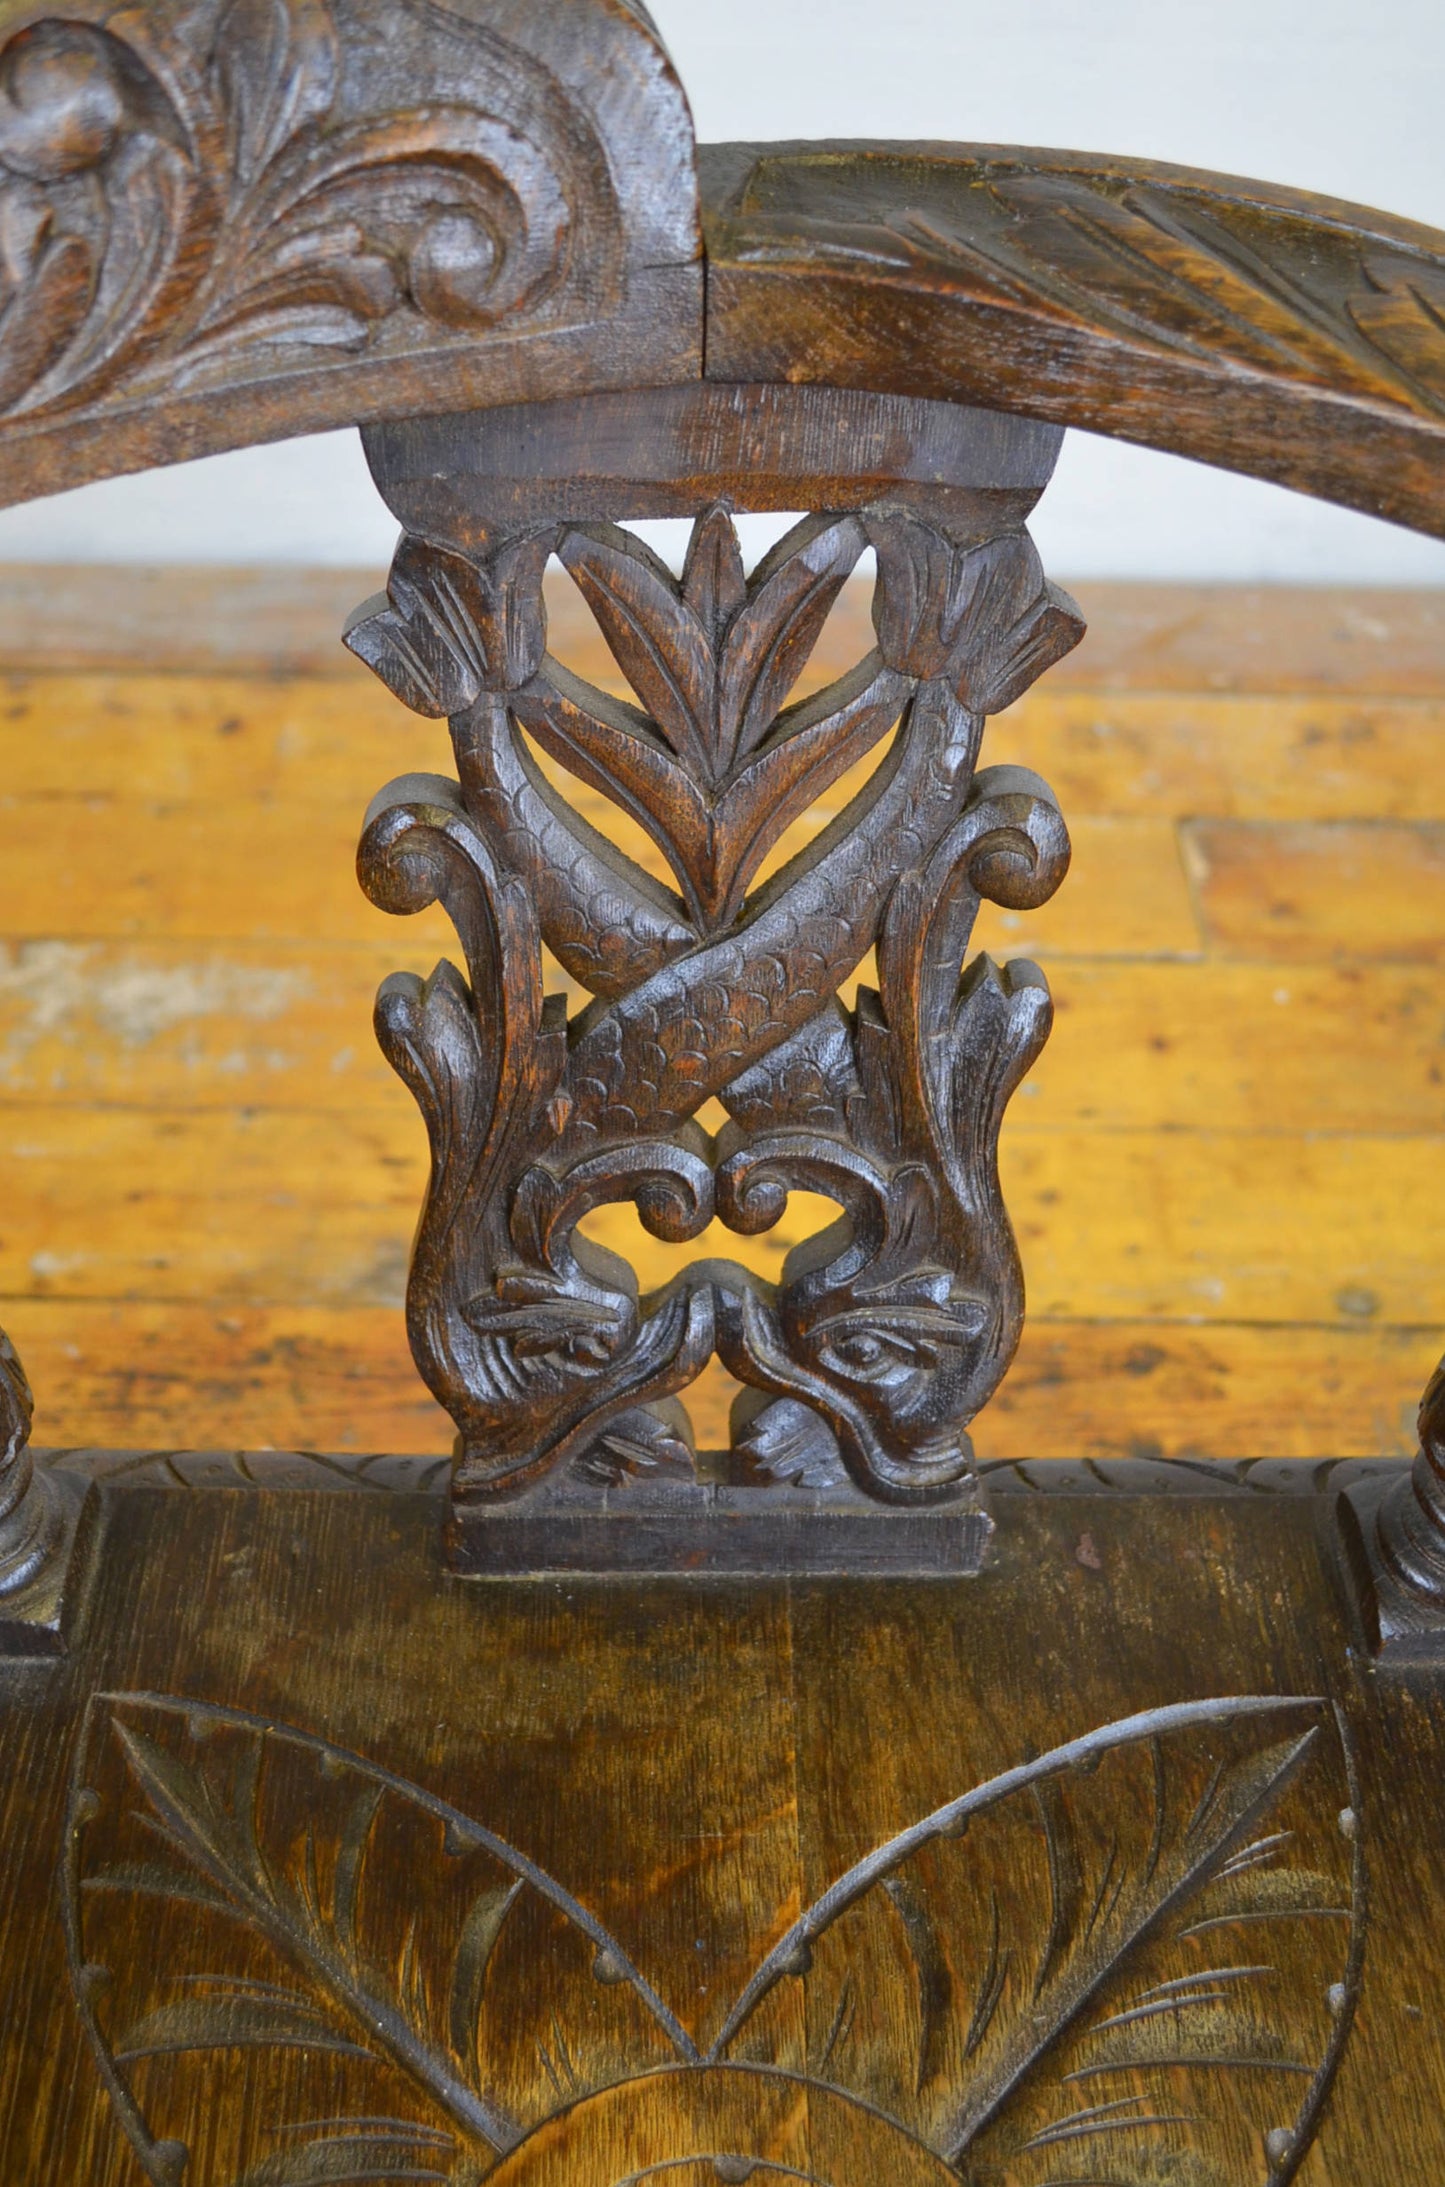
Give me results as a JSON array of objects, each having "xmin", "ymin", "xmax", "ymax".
[{"xmin": 348, "ymin": 504, "xmax": 1083, "ymax": 1503}]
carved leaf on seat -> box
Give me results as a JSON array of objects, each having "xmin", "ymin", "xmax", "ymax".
[
  {"xmin": 65, "ymin": 1690, "xmax": 1363, "ymax": 2186},
  {"xmin": 711, "ymin": 1694, "xmax": 1363, "ymax": 2183}
]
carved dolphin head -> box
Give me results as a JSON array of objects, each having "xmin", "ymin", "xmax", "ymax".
[{"xmin": 780, "ymin": 1244, "xmax": 997, "ymax": 1499}]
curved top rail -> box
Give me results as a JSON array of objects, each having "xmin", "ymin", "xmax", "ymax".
[
  {"xmin": 701, "ymin": 141, "xmax": 1445, "ymax": 540},
  {"xmin": 0, "ymin": 0, "xmax": 701, "ymax": 505},
  {"xmin": 0, "ymin": 2, "xmax": 1439, "ymax": 540}
]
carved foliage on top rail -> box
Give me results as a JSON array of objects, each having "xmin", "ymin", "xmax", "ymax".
[
  {"xmin": 0, "ymin": 0, "xmax": 692, "ymax": 421},
  {"xmin": 714, "ymin": 147, "xmax": 1445, "ymax": 421}
]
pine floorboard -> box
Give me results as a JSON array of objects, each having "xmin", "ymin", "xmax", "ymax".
[{"xmin": 0, "ymin": 567, "xmax": 1440, "ymax": 1461}]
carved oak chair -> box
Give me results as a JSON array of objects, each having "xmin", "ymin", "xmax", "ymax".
[{"xmin": 0, "ymin": 4, "xmax": 1442, "ymax": 2183}]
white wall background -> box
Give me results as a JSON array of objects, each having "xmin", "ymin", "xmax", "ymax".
[{"xmin": 0, "ymin": 0, "xmax": 1440, "ymax": 582}]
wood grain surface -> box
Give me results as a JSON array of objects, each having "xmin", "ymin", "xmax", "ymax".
[
  {"xmin": 0, "ymin": 1454, "xmax": 1430, "ymax": 2184},
  {"xmin": 702, "ymin": 141, "xmax": 1445, "ymax": 537},
  {"xmin": 0, "ymin": 0, "xmax": 702, "ymax": 505},
  {"xmin": 0, "ymin": 567, "xmax": 1442, "ymax": 1462}
]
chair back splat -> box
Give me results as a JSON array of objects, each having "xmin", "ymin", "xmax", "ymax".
[{"xmin": 347, "ymin": 383, "xmax": 1078, "ymax": 1571}]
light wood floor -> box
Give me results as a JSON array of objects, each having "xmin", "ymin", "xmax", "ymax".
[{"xmin": 1, "ymin": 565, "xmax": 1442, "ymax": 1462}]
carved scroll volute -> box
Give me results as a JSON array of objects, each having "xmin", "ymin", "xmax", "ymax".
[
  {"xmin": 0, "ymin": 0, "xmax": 702, "ymax": 503},
  {"xmin": 717, "ymin": 768, "xmax": 1069, "ymax": 1502},
  {"xmin": 348, "ymin": 432, "xmax": 1083, "ymax": 1515}
]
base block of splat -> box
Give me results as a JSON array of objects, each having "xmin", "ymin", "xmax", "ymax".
[{"xmin": 448, "ymin": 1467, "xmax": 995, "ymax": 1577}]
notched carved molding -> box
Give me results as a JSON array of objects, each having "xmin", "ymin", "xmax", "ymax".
[
  {"xmin": 66, "ymin": 1689, "xmax": 1364, "ymax": 2186},
  {"xmin": 0, "ymin": 0, "xmax": 702, "ymax": 500},
  {"xmin": 346, "ymin": 470, "xmax": 1083, "ymax": 1551}
]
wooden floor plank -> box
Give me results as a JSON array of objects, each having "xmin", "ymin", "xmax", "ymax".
[
  {"xmin": 0, "ymin": 1104, "xmax": 419, "ymax": 1306},
  {"xmin": 6, "ymin": 671, "xmax": 1445, "ymax": 823},
  {"xmin": 975, "ymin": 815, "xmax": 1201, "ymax": 958},
  {"xmin": 1033, "ymin": 960, "xmax": 1445, "ymax": 1134},
  {"xmin": 1001, "ymin": 1126, "xmax": 1445, "ymax": 1326},
  {"xmin": 1185, "ymin": 820, "xmax": 1445, "ymax": 962},
  {"xmin": 2, "ymin": 569, "xmax": 1442, "ymax": 692},
  {"xmin": 3, "ymin": 949, "xmax": 1441, "ymax": 1134},
  {"xmin": 0, "ymin": 796, "xmax": 1197, "ymax": 957},
  {"xmin": 0, "ymin": 566, "xmax": 389, "ymax": 675},
  {"xmin": 976, "ymin": 1316, "xmax": 1438, "ymax": 1461},
  {"xmin": 0, "ymin": 798, "xmax": 452, "ymax": 944},
  {"xmin": 1052, "ymin": 582, "xmax": 1445, "ymax": 695},
  {"xmin": 4, "ymin": 1098, "xmax": 1442, "ymax": 1327},
  {"xmin": 5, "ymin": 1298, "xmax": 1433, "ymax": 1461},
  {"xmin": 5, "ymin": 1298, "xmax": 450, "ymax": 1454},
  {"xmin": 0, "ymin": 573, "xmax": 1441, "ymax": 1459},
  {"xmin": 984, "ymin": 690, "xmax": 1445, "ymax": 820},
  {"xmin": 0, "ymin": 668, "xmax": 454, "ymax": 799},
  {"xmin": 0, "ymin": 938, "xmax": 424, "ymax": 1108}
]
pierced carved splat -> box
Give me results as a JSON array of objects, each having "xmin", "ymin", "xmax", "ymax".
[{"xmin": 346, "ymin": 395, "xmax": 1083, "ymax": 1543}]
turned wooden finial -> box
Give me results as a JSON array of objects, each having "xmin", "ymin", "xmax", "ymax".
[
  {"xmin": 1375, "ymin": 1357, "xmax": 1445, "ymax": 1605},
  {"xmin": 0, "ymin": 1326, "xmax": 61, "ymax": 1597}
]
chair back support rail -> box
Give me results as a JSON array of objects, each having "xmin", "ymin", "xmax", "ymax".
[{"xmin": 0, "ymin": 0, "xmax": 1439, "ymax": 1640}]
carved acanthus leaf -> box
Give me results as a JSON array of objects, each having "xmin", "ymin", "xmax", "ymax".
[
  {"xmin": 345, "ymin": 532, "xmax": 553, "ymax": 717},
  {"xmin": 211, "ymin": 0, "xmax": 340, "ymax": 190},
  {"xmin": 869, "ymin": 517, "xmax": 1084, "ymax": 712},
  {"xmin": 727, "ymin": 150, "xmax": 1445, "ymax": 424}
]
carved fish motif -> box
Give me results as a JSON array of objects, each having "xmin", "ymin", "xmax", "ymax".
[
  {"xmin": 348, "ymin": 506, "xmax": 1083, "ymax": 1497},
  {"xmin": 715, "ymin": 765, "xmax": 1069, "ymax": 1502}
]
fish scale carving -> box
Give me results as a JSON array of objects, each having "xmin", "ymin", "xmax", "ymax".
[{"xmin": 347, "ymin": 502, "xmax": 1084, "ymax": 1506}]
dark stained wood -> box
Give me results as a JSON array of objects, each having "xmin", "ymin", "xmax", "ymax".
[
  {"xmin": 701, "ymin": 141, "xmax": 1445, "ymax": 539},
  {"xmin": 342, "ymin": 386, "xmax": 1084, "ymax": 1542},
  {"xmin": 4, "ymin": 15, "xmax": 1445, "ymax": 2182},
  {"xmin": 362, "ymin": 380, "xmax": 1062, "ymax": 533},
  {"xmin": 0, "ymin": 0, "xmax": 702, "ymax": 506},
  {"xmin": 0, "ymin": 1449, "xmax": 1436, "ymax": 2182},
  {"xmin": 0, "ymin": 9, "xmax": 1440, "ymax": 547},
  {"xmin": 1342, "ymin": 1357, "xmax": 1445, "ymax": 1658},
  {"xmin": 0, "ymin": 1322, "xmax": 89, "ymax": 1651}
]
